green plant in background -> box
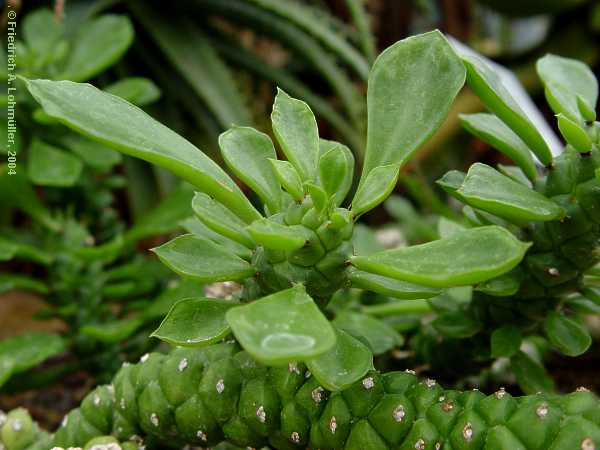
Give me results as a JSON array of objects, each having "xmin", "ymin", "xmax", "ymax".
[
  {"xmin": 3, "ymin": 28, "xmax": 600, "ymax": 449},
  {"xmin": 0, "ymin": 7, "xmax": 200, "ymax": 388}
]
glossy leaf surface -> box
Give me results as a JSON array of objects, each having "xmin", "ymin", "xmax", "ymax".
[
  {"xmin": 305, "ymin": 328, "xmax": 372, "ymax": 391},
  {"xmin": 348, "ymin": 269, "xmax": 440, "ymax": 299},
  {"xmin": 27, "ymin": 140, "xmax": 82, "ymax": 187},
  {"xmin": 333, "ymin": 311, "xmax": 404, "ymax": 354},
  {"xmin": 318, "ymin": 140, "xmax": 354, "ymax": 206},
  {"xmin": 226, "ymin": 285, "xmax": 335, "ymax": 364},
  {"xmin": 536, "ymin": 54, "xmax": 598, "ymax": 122},
  {"xmin": 152, "ymin": 298, "xmax": 237, "ymax": 347},
  {"xmin": 362, "ymin": 30, "xmax": 465, "ymax": 180},
  {"xmin": 24, "ymin": 78, "xmax": 260, "ymax": 223},
  {"xmin": 352, "ymin": 226, "xmax": 530, "ymax": 287},
  {"xmin": 544, "ymin": 313, "xmax": 591, "ymax": 357},
  {"xmin": 463, "ymin": 55, "xmax": 552, "ymax": 165},
  {"xmin": 511, "ymin": 351, "xmax": 555, "ymax": 394},
  {"xmin": 272, "ymin": 89, "xmax": 319, "ymax": 181},
  {"xmin": 269, "ymin": 159, "xmax": 304, "ymax": 201},
  {"xmin": 491, "ymin": 326, "xmax": 522, "ymax": 358},
  {"xmin": 352, "ymin": 164, "xmax": 399, "ymax": 216},
  {"xmin": 457, "ymin": 163, "xmax": 564, "ymax": 222},
  {"xmin": 460, "ymin": 113, "xmax": 537, "ymax": 180},
  {"xmin": 153, "ymin": 234, "xmax": 255, "ymax": 283},
  {"xmin": 246, "ymin": 218, "xmax": 309, "ymax": 251},
  {"xmin": 556, "ymin": 114, "xmax": 592, "ymax": 153},
  {"xmin": 192, "ymin": 192, "xmax": 255, "ymax": 248},
  {"xmin": 219, "ymin": 127, "xmax": 282, "ymax": 212}
]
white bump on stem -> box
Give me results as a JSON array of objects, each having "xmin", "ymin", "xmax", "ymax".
[
  {"xmin": 140, "ymin": 353, "xmax": 150, "ymax": 363},
  {"xmin": 290, "ymin": 431, "xmax": 301, "ymax": 444},
  {"xmin": 536, "ymin": 403, "xmax": 549, "ymax": 419},
  {"xmin": 582, "ymin": 438, "xmax": 596, "ymax": 450},
  {"xmin": 362, "ymin": 377, "xmax": 375, "ymax": 390},
  {"xmin": 424, "ymin": 378, "xmax": 436, "ymax": 388},
  {"xmin": 150, "ymin": 413, "xmax": 159, "ymax": 427},
  {"xmin": 178, "ymin": 358, "xmax": 188, "ymax": 372},
  {"xmin": 197, "ymin": 430, "xmax": 207, "ymax": 442},
  {"xmin": 216, "ymin": 379, "xmax": 225, "ymax": 394},
  {"xmin": 93, "ymin": 395, "xmax": 101, "ymax": 406},
  {"xmin": 329, "ymin": 416, "xmax": 337, "ymax": 434},
  {"xmin": 414, "ymin": 439, "xmax": 426, "ymax": 450},
  {"xmin": 393, "ymin": 405, "xmax": 405, "ymax": 422},
  {"xmin": 495, "ymin": 387, "xmax": 506, "ymax": 399},
  {"xmin": 311, "ymin": 386, "xmax": 325, "ymax": 403},
  {"xmin": 256, "ymin": 406, "xmax": 266, "ymax": 423},
  {"xmin": 463, "ymin": 422, "xmax": 474, "ymax": 442},
  {"xmin": 11, "ymin": 419, "xmax": 22, "ymax": 432}
]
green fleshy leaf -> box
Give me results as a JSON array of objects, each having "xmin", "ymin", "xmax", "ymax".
[
  {"xmin": 348, "ymin": 269, "xmax": 440, "ymax": 299},
  {"xmin": 246, "ymin": 218, "xmax": 311, "ymax": 251},
  {"xmin": 536, "ymin": 54, "xmax": 598, "ymax": 123},
  {"xmin": 152, "ymin": 298, "xmax": 237, "ymax": 347},
  {"xmin": 460, "ymin": 113, "xmax": 537, "ymax": 180},
  {"xmin": 0, "ymin": 333, "xmax": 66, "ymax": 388},
  {"xmin": 543, "ymin": 312, "xmax": 592, "ymax": 357},
  {"xmin": 23, "ymin": 8, "xmax": 64, "ymax": 60},
  {"xmin": 333, "ymin": 311, "xmax": 404, "ymax": 354},
  {"xmin": 362, "ymin": 30, "xmax": 465, "ymax": 180},
  {"xmin": 181, "ymin": 217, "xmax": 253, "ymax": 261},
  {"xmin": 271, "ymin": 88, "xmax": 319, "ymax": 181},
  {"xmin": 192, "ymin": 192, "xmax": 255, "ymax": 248},
  {"xmin": 556, "ymin": 114, "xmax": 592, "ymax": 153},
  {"xmin": 219, "ymin": 127, "xmax": 282, "ymax": 213},
  {"xmin": 491, "ymin": 325, "xmax": 522, "ymax": 358},
  {"xmin": 104, "ymin": 77, "xmax": 161, "ymax": 106},
  {"xmin": 475, "ymin": 272, "xmax": 521, "ymax": 297},
  {"xmin": 437, "ymin": 217, "xmax": 467, "ymax": 238},
  {"xmin": 304, "ymin": 182, "xmax": 328, "ymax": 213},
  {"xmin": 432, "ymin": 312, "xmax": 482, "ymax": 338},
  {"xmin": 352, "ymin": 164, "xmax": 399, "ymax": 216},
  {"xmin": 81, "ymin": 318, "xmax": 144, "ymax": 344},
  {"xmin": 511, "ymin": 350, "xmax": 555, "ymax": 394},
  {"xmin": 24, "ymin": 78, "xmax": 261, "ymax": 223},
  {"xmin": 152, "ymin": 234, "xmax": 255, "ymax": 283},
  {"xmin": 456, "ymin": 163, "xmax": 564, "ymax": 223},
  {"xmin": 351, "ymin": 226, "xmax": 530, "ymax": 288},
  {"xmin": 226, "ymin": 285, "xmax": 336, "ymax": 364},
  {"xmin": 497, "ymin": 164, "xmax": 532, "ymax": 187},
  {"xmin": 318, "ymin": 140, "xmax": 354, "ymax": 207},
  {"xmin": 27, "ymin": 140, "xmax": 83, "ymax": 187},
  {"xmin": 60, "ymin": 15, "xmax": 134, "ymax": 81},
  {"xmin": 269, "ymin": 159, "xmax": 304, "ymax": 201},
  {"xmin": 463, "ymin": 55, "xmax": 552, "ymax": 166},
  {"xmin": 306, "ymin": 328, "xmax": 372, "ymax": 391}
]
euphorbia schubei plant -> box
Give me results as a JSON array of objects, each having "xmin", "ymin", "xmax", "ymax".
[{"xmin": 3, "ymin": 30, "xmax": 600, "ymax": 449}]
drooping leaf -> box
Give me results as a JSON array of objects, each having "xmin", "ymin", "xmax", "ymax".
[
  {"xmin": 475, "ymin": 272, "xmax": 521, "ymax": 297},
  {"xmin": 318, "ymin": 140, "xmax": 354, "ymax": 207},
  {"xmin": 306, "ymin": 328, "xmax": 372, "ymax": 391},
  {"xmin": 192, "ymin": 192, "xmax": 255, "ymax": 248},
  {"xmin": 0, "ymin": 273, "xmax": 48, "ymax": 295},
  {"xmin": 104, "ymin": 77, "xmax": 161, "ymax": 106},
  {"xmin": 152, "ymin": 234, "xmax": 255, "ymax": 283},
  {"xmin": 268, "ymin": 159, "xmax": 304, "ymax": 201},
  {"xmin": 543, "ymin": 312, "xmax": 592, "ymax": 357},
  {"xmin": 24, "ymin": 78, "xmax": 260, "ymax": 223},
  {"xmin": 0, "ymin": 238, "xmax": 52, "ymax": 265},
  {"xmin": 226, "ymin": 285, "xmax": 336, "ymax": 364},
  {"xmin": 0, "ymin": 333, "xmax": 66, "ymax": 388},
  {"xmin": 272, "ymin": 88, "xmax": 319, "ymax": 181},
  {"xmin": 362, "ymin": 30, "xmax": 465, "ymax": 181},
  {"xmin": 152, "ymin": 298, "xmax": 237, "ymax": 347},
  {"xmin": 511, "ymin": 350, "xmax": 555, "ymax": 394},
  {"xmin": 536, "ymin": 54, "xmax": 598, "ymax": 123},
  {"xmin": 81, "ymin": 318, "xmax": 144, "ymax": 344},
  {"xmin": 61, "ymin": 134, "xmax": 122, "ymax": 172},
  {"xmin": 142, "ymin": 279, "xmax": 205, "ymax": 321},
  {"xmin": 246, "ymin": 218, "xmax": 310, "ymax": 251},
  {"xmin": 219, "ymin": 127, "xmax": 282, "ymax": 212},
  {"xmin": 491, "ymin": 325, "xmax": 522, "ymax": 358},
  {"xmin": 352, "ymin": 164, "xmax": 400, "ymax": 217},
  {"xmin": 463, "ymin": 55, "xmax": 552, "ymax": 165},
  {"xmin": 456, "ymin": 163, "xmax": 564, "ymax": 223},
  {"xmin": 60, "ymin": 15, "xmax": 134, "ymax": 81},
  {"xmin": 27, "ymin": 140, "xmax": 83, "ymax": 187},
  {"xmin": 0, "ymin": 170, "xmax": 59, "ymax": 231},
  {"xmin": 352, "ymin": 226, "xmax": 530, "ymax": 288},
  {"xmin": 432, "ymin": 312, "xmax": 482, "ymax": 338},
  {"xmin": 460, "ymin": 113, "xmax": 537, "ymax": 180},
  {"xmin": 348, "ymin": 269, "xmax": 440, "ymax": 299},
  {"xmin": 333, "ymin": 311, "xmax": 404, "ymax": 354}
]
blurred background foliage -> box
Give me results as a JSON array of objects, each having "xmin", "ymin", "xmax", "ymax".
[{"xmin": 0, "ymin": 0, "xmax": 599, "ymax": 425}]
